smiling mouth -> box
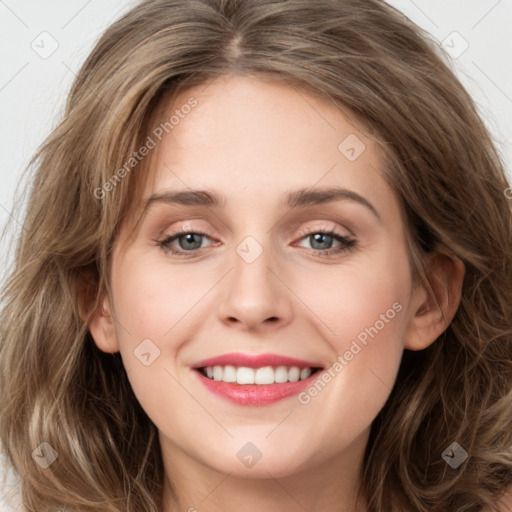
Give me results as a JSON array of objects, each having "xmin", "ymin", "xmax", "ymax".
[
  {"xmin": 192, "ymin": 352, "xmax": 326, "ymax": 405},
  {"xmin": 196, "ymin": 365, "xmax": 323, "ymax": 385}
]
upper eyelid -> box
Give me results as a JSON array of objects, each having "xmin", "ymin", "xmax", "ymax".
[
  {"xmin": 160, "ymin": 221, "xmax": 353, "ymax": 239},
  {"xmin": 147, "ymin": 200, "xmax": 368, "ymax": 233},
  {"xmin": 160, "ymin": 224, "xmax": 355, "ymax": 247}
]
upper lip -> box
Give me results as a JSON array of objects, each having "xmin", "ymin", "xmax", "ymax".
[{"xmin": 191, "ymin": 352, "xmax": 324, "ymax": 369}]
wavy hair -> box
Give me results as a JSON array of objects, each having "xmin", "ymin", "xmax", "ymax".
[{"xmin": 1, "ymin": 0, "xmax": 511, "ymax": 510}]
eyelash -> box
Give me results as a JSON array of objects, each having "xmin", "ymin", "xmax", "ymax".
[{"xmin": 155, "ymin": 225, "xmax": 356, "ymax": 259}]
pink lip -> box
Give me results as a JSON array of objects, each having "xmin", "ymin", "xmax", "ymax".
[
  {"xmin": 191, "ymin": 352, "xmax": 324, "ymax": 407},
  {"xmin": 194, "ymin": 372, "xmax": 321, "ymax": 406},
  {"xmin": 191, "ymin": 352, "xmax": 322, "ymax": 369}
]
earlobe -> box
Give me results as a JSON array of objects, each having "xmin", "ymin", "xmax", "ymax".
[
  {"xmin": 87, "ymin": 295, "xmax": 120, "ymax": 354},
  {"xmin": 404, "ymin": 251, "xmax": 465, "ymax": 351}
]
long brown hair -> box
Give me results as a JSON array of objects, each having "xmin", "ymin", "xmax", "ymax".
[{"xmin": 1, "ymin": 0, "xmax": 511, "ymax": 510}]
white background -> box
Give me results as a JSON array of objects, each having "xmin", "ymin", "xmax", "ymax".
[{"xmin": 0, "ymin": 0, "xmax": 512, "ymax": 509}]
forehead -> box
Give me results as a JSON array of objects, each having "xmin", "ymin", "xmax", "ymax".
[
  {"xmin": 154, "ymin": 76, "xmax": 388, "ymax": 193},
  {"xmin": 121, "ymin": 74, "xmax": 402, "ymax": 241}
]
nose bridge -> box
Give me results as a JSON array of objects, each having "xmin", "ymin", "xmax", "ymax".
[
  {"xmin": 230, "ymin": 233, "xmax": 277, "ymax": 305},
  {"xmin": 217, "ymin": 231, "xmax": 293, "ymax": 330}
]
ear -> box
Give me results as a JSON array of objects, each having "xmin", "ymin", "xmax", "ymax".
[
  {"xmin": 404, "ymin": 250, "xmax": 465, "ymax": 351},
  {"xmin": 77, "ymin": 271, "xmax": 120, "ymax": 354},
  {"xmin": 87, "ymin": 293, "xmax": 120, "ymax": 353}
]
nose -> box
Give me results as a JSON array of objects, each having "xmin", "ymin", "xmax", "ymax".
[{"xmin": 217, "ymin": 240, "xmax": 294, "ymax": 332}]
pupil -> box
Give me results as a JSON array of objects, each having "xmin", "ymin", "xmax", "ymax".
[
  {"xmin": 180, "ymin": 233, "xmax": 202, "ymax": 250},
  {"xmin": 311, "ymin": 233, "xmax": 332, "ymax": 250}
]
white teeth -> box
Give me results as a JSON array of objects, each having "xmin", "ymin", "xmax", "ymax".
[
  {"xmin": 274, "ymin": 366, "xmax": 289, "ymax": 383},
  {"xmin": 223, "ymin": 365, "xmax": 237, "ymax": 383},
  {"xmin": 288, "ymin": 367, "xmax": 300, "ymax": 382},
  {"xmin": 236, "ymin": 367, "xmax": 255, "ymax": 384},
  {"xmin": 201, "ymin": 365, "xmax": 316, "ymax": 384},
  {"xmin": 255, "ymin": 366, "xmax": 274, "ymax": 385},
  {"xmin": 300, "ymin": 368, "xmax": 312, "ymax": 380},
  {"xmin": 213, "ymin": 366, "xmax": 223, "ymax": 381}
]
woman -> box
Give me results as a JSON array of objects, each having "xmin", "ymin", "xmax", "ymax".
[{"xmin": 1, "ymin": 0, "xmax": 511, "ymax": 510}]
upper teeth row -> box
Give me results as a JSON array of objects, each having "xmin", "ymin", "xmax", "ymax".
[{"xmin": 203, "ymin": 365, "xmax": 313, "ymax": 385}]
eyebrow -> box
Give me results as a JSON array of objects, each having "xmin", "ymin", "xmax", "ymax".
[{"xmin": 143, "ymin": 186, "xmax": 381, "ymax": 221}]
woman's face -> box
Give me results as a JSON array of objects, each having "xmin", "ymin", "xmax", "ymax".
[{"xmin": 92, "ymin": 74, "xmax": 424, "ymax": 480}]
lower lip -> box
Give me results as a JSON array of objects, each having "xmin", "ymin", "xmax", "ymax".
[{"xmin": 194, "ymin": 370, "xmax": 320, "ymax": 406}]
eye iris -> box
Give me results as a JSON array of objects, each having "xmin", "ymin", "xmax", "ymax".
[
  {"xmin": 179, "ymin": 233, "xmax": 202, "ymax": 250},
  {"xmin": 310, "ymin": 233, "xmax": 333, "ymax": 250}
]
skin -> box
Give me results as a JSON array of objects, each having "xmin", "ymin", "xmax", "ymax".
[{"xmin": 89, "ymin": 74, "xmax": 465, "ymax": 512}]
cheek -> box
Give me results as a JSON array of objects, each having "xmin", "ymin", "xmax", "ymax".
[
  {"xmin": 109, "ymin": 259, "xmax": 193, "ymax": 424},
  {"xmin": 336, "ymin": 270, "xmax": 407, "ymax": 355},
  {"xmin": 109, "ymin": 258, "xmax": 181, "ymax": 380},
  {"xmin": 112, "ymin": 255, "xmax": 207, "ymax": 340},
  {"xmin": 110, "ymin": 255, "xmax": 222, "ymax": 405},
  {"xmin": 295, "ymin": 245, "xmax": 411, "ymax": 414},
  {"xmin": 302, "ymin": 244, "xmax": 410, "ymax": 352},
  {"xmin": 286, "ymin": 263, "xmax": 409, "ymax": 470}
]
